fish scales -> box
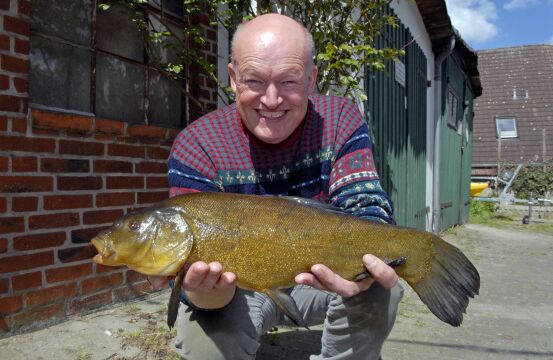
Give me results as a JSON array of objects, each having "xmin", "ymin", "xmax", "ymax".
[{"xmin": 92, "ymin": 192, "xmax": 480, "ymax": 328}]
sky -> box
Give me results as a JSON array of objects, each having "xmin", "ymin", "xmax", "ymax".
[{"xmin": 444, "ymin": 0, "xmax": 553, "ymax": 50}]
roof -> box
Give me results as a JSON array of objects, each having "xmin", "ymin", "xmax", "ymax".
[{"xmin": 415, "ymin": 0, "xmax": 482, "ymax": 97}]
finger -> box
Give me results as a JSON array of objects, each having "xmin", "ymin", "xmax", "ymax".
[
  {"xmin": 311, "ymin": 264, "xmax": 369, "ymax": 298},
  {"xmin": 200, "ymin": 262, "xmax": 223, "ymax": 289},
  {"xmin": 363, "ymin": 254, "xmax": 398, "ymax": 289},
  {"xmin": 184, "ymin": 261, "xmax": 209, "ymax": 289},
  {"xmin": 216, "ymin": 272, "xmax": 237, "ymax": 289},
  {"xmin": 295, "ymin": 272, "xmax": 325, "ymax": 290}
]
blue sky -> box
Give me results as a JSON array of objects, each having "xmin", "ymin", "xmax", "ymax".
[{"xmin": 445, "ymin": 0, "xmax": 553, "ymax": 50}]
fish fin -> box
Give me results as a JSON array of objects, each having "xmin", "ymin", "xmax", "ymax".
[
  {"xmin": 276, "ymin": 196, "xmax": 345, "ymax": 215},
  {"xmin": 409, "ymin": 237, "xmax": 480, "ymax": 327},
  {"xmin": 353, "ymin": 257, "xmax": 407, "ymax": 282},
  {"xmin": 265, "ymin": 289, "xmax": 310, "ymax": 331},
  {"xmin": 167, "ymin": 267, "xmax": 187, "ymax": 329}
]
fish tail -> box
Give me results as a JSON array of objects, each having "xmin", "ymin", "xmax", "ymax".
[{"xmin": 409, "ymin": 236, "xmax": 480, "ymax": 327}]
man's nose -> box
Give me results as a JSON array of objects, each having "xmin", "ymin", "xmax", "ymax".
[{"xmin": 260, "ymin": 83, "xmax": 283, "ymax": 108}]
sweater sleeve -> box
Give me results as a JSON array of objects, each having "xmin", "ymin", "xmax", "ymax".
[{"xmin": 328, "ymin": 101, "xmax": 394, "ymax": 224}]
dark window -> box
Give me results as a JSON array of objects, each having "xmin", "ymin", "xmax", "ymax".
[
  {"xmin": 496, "ymin": 117, "xmax": 518, "ymax": 139},
  {"xmin": 29, "ymin": 0, "xmax": 186, "ymax": 128},
  {"xmin": 447, "ymin": 86, "xmax": 459, "ymax": 129}
]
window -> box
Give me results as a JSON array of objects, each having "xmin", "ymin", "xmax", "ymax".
[
  {"xmin": 29, "ymin": 0, "xmax": 186, "ymax": 128},
  {"xmin": 447, "ymin": 86, "xmax": 459, "ymax": 129},
  {"xmin": 496, "ymin": 117, "xmax": 518, "ymax": 139}
]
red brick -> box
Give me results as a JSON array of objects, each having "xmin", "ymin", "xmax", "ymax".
[
  {"xmin": 57, "ymin": 176, "xmax": 102, "ymax": 191},
  {"xmin": 59, "ymin": 140, "xmax": 104, "ymax": 156},
  {"xmin": 95, "ymin": 118, "xmax": 125, "ymax": 135},
  {"xmin": 0, "ymin": 197, "xmax": 5, "ymax": 213},
  {"xmin": 0, "ymin": 34, "xmax": 9, "ymax": 50},
  {"xmin": 28, "ymin": 213, "xmax": 79, "ymax": 230},
  {"xmin": 135, "ymin": 161, "xmax": 167, "ymax": 174},
  {"xmin": 81, "ymin": 273, "xmax": 123, "ymax": 295},
  {"xmin": 14, "ymin": 38, "xmax": 29, "ymax": 54},
  {"xmin": 32, "ymin": 109, "xmax": 93, "ymax": 133},
  {"xmin": 11, "ymin": 117, "xmax": 26, "ymax": 134},
  {"xmin": 0, "ymin": 176, "xmax": 53, "ymax": 193},
  {"xmin": 107, "ymin": 144, "xmax": 145, "ymax": 158},
  {"xmin": 25, "ymin": 283, "xmax": 77, "ymax": 307},
  {"xmin": 12, "ymin": 271, "xmax": 42, "ymax": 291},
  {"xmin": 127, "ymin": 124, "xmax": 167, "ymax": 139},
  {"xmin": 0, "ymin": 237, "xmax": 7, "ymax": 253},
  {"xmin": 12, "ymin": 77, "xmax": 27, "ymax": 94},
  {"xmin": 70, "ymin": 226, "xmax": 108, "ymax": 244},
  {"xmin": 0, "ymin": 74, "xmax": 8, "ymax": 90},
  {"xmin": 69, "ymin": 290, "xmax": 112, "ymax": 315},
  {"xmin": 0, "ymin": 116, "xmax": 7, "ymax": 131},
  {"xmin": 46, "ymin": 263, "xmax": 92, "ymax": 283},
  {"xmin": 0, "ymin": 94, "xmax": 23, "ymax": 112},
  {"xmin": 0, "ymin": 296, "xmax": 23, "ymax": 314},
  {"xmin": 83, "ymin": 209, "xmax": 124, "ymax": 225},
  {"xmin": 14, "ymin": 232, "xmax": 66, "ymax": 251},
  {"xmin": 44, "ymin": 194, "xmax": 93, "ymax": 210},
  {"xmin": 93, "ymin": 160, "xmax": 133, "ymax": 173},
  {"xmin": 0, "ymin": 54, "xmax": 28, "ymax": 73},
  {"xmin": 3, "ymin": 15, "xmax": 30, "ymax": 36},
  {"xmin": 0, "ymin": 279, "xmax": 8, "ymax": 294},
  {"xmin": 0, "ymin": 157, "xmax": 7, "ymax": 172},
  {"xmin": 0, "ymin": 135, "xmax": 55, "ymax": 153},
  {"xmin": 12, "ymin": 303, "xmax": 65, "ymax": 330},
  {"xmin": 41, "ymin": 158, "xmax": 89, "ymax": 173},
  {"xmin": 116, "ymin": 136, "xmax": 138, "ymax": 144},
  {"xmin": 137, "ymin": 191, "xmax": 168, "ymax": 204},
  {"xmin": 147, "ymin": 146, "xmax": 170, "ymax": 160},
  {"xmin": 18, "ymin": 0, "xmax": 31, "ymax": 16},
  {"xmin": 0, "ymin": 251, "xmax": 54, "ymax": 273},
  {"xmin": 146, "ymin": 176, "xmax": 168, "ymax": 189},
  {"xmin": 114, "ymin": 282, "xmax": 151, "ymax": 302},
  {"xmin": 58, "ymin": 244, "xmax": 96, "ymax": 263},
  {"xmin": 12, "ymin": 196, "xmax": 38, "ymax": 212},
  {"xmin": 96, "ymin": 192, "xmax": 135, "ymax": 207},
  {"xmin": 0, "ymin": 217, "xmax": 24, "ymax": 234},
  {"xmin": 126, "ymin": 270, "xmax": 147, "ymax": 283},
  {"xmin": 106, "ymin": 176, "xmax": 144, "ymax": 190},
  {"xmin": 12, "ymin": 156, "xmax": 37, "ymax": 172}
]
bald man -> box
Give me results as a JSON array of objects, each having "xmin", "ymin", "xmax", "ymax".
[{"xmin": 159, "ymin": 14, "xmax": 404, "ymax": 360}]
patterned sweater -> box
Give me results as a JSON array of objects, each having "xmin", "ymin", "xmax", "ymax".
[{"xmin": 168, "ymin": 94, "xmax": 394, "ymax": 224}]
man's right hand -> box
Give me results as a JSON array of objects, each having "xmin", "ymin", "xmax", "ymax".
[{"xmin": 147, "ymin": 261, "xmax": 237, "ymax": 310}]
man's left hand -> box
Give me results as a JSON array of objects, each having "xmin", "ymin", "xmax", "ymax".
[{"xmin": 294, "ymin": 254, "xmax": 398, "ymax": 298}]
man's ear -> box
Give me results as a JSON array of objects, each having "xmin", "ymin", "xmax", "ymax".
[
  {"xmin": 307, "ymin": 65, "xmax": 318, "ymax": 94},
  {"xmin": 228, "ymin": 63, "xmax": 238, "ymax": 93}
]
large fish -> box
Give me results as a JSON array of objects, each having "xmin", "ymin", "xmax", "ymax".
[{"xmin": 91, "ymin": 192, "xmax": 480, "ymax": 329}]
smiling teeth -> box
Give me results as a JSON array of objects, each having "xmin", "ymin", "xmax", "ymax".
[{"xmin": 259, "ymin": 111, "xmax": 285, "ymax": 118}]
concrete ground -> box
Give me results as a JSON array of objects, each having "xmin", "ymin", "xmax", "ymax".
[{"xmin": 1, "ymin": 223, "xmax": 552, "ymax": 359}]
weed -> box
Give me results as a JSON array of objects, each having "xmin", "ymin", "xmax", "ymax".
[
  {"xmin": 125, "ymin": 303, "xmax": 142, "ymax": 316},
  {"xmin": 75, "ymin": 352, "xmax": 92, "ymax": 360},
  {"xmin": 120, "ymin": 322, "xmax": 179, "ymax": 360}
]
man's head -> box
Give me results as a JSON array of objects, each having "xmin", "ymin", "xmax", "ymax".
[{"xmin": 228, "ymin": 14, "xmax": 318, "ymax": 144}]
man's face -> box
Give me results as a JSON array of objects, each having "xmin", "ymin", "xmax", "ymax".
[{"xmin": 228, "ymin": 32, "xmax": 317, "ymax": 144}]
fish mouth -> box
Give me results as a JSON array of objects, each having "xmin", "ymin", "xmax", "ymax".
[{"xmin": 91, "ymin": 235, "xmax": 114, "ymax": 264}]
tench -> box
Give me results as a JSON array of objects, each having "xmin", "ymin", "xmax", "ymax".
[{"xmin": 91, "ymin": 192, "xmax": 479, "ymax": 329}]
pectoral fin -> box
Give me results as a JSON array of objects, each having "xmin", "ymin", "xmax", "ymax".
[
  {"xmin": 167, "ymin": 267, "xmax": 187, "ymax": 329},
  {"xmin": 265, "ymin": 289, "xmax": 309, "ymax": 330}
]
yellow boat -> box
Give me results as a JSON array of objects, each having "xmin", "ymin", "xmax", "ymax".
[{"xmin": 470, "ymin": 182, "xmax": 488, "ymax": 197}]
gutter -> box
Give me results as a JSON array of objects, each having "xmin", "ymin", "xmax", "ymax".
[{"xmin": 431, "ymin": 35, "xmax": 456, "ymax": 234}]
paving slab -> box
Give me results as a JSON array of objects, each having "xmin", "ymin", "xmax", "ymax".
[{"xmin": 1, "ymin": 224, "xmax": 552, "ymax": 359}]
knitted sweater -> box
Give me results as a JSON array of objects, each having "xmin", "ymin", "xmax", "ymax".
[{"xmin": 168, "ymin": 94, "xmax": 394, "ymax": 223}]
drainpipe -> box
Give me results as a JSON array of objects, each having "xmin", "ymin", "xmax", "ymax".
[{"xmin": 432, "ymin": 36, "xmax": 456, "ymax": 234}]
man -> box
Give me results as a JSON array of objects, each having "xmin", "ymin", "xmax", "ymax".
[{"xmin": 152, "ymin": 13, "xmax": 403, "ymax": 360}]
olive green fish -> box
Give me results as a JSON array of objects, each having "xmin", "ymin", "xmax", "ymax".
[{"xmin": 91, "ymin": 192, "xmax": 480, "ymax": 329}]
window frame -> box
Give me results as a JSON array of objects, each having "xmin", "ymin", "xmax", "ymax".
[{"xmin": 495, "ymin": 116, "xmax": 518, "ymax": 139}]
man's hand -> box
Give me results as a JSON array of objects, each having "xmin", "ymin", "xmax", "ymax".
[
  {"xmin": 294, "ymin": 254, "xmax": 398, "ymax": 298},
  {"xmin": 147, "ymin": 261, "xmax": 237, "ymax": 310}
]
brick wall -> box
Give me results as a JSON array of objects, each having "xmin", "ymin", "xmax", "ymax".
[{"xmin": 0, "ymin": 0, "xmax": 219, "ymax": 336}]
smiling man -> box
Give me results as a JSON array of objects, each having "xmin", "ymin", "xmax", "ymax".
[{"xmin": 161, "ymin": 13, "xmax": 403, "ymax": 360}]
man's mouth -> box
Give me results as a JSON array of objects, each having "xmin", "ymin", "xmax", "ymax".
[{"xmin": 258, "ymin": 110, "xmax": 286, "ymax": 119}]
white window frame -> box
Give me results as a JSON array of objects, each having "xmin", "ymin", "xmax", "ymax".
[{"xmin": 495, "ymin": 116, "xmax": 518, "ymax": 139}]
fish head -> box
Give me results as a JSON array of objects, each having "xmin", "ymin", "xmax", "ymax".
[{"xmin": 91, "ymin": 205, "xmax": 194, "ymax": 276}]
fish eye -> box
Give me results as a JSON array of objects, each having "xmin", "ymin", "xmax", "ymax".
[{"xmin": 128, "ymin": 221, "xmax": 141, "ymax": 231}]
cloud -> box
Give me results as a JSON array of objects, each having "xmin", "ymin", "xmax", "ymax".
[
  {"xmin": 504, "ymin": 0, "xmax": 540, "ymax": 10},
  {"xmin": 445, "ymin": 0, "xmax": 499, "ymax": 45}
]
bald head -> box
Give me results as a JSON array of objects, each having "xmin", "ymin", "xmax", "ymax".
[{"xmin": 231, "ymin": 14, "xmax": 315, "ymax": 69}]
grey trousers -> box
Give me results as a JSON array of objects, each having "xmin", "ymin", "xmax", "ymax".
[{"xmin": 173, "ymin": 283, "xmax": 404, "ymax": 360}]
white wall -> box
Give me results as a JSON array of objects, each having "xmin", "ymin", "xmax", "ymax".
[{"xmin": 390, "ymin": 0, "xmax": 436, "ymax": 231}]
